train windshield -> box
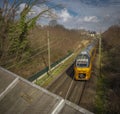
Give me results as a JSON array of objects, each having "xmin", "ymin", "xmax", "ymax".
[{"xmin": 76, "ymin": 55, "xmax": 90, "ymax": 67}]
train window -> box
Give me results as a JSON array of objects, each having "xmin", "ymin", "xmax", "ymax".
[
  {"xmin": 76, "ymin": 55, "xmax": 90, "ymax": 67},
  {"xmin": 76, "ymin": 62, "xmax": 88, "ymax": 67},
  {"xmin": 77, "ymin": 54, "xmax": 88, "ymax": 59}
]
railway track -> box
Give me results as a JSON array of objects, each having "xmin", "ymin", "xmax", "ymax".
[
  {"xmin": 65, "ymin": 80, "xmax": 87, "ymax": 105},
  {"xmin": 47, "ymin": 41, "xmax": 97, "ymax": 111},
  {"xmin": 47, "ymin": 63, "xmax": 87, "ymax": 106},
  {"xmin": 47, "ymin": 64, "xmax": 74, "ymax": 97}
]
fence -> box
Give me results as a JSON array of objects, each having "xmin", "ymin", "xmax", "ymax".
[{"xmin": 28, "ymin": 52, "xmax": 72, "ymax": 82}]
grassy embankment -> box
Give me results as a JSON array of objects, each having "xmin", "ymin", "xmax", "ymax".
[
  {"xmin": 35, "ymin": 54, "xmax": 75, "ymax": 88},
  {"xmin": 95, "ymin": 25, "xmax": 120, "ymax": 114}
]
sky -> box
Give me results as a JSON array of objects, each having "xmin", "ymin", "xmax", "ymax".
[
  {"xmin": 1, "ymin": 0, "xmax": 120, "ymax": 32},
  {"xmin": 47, "ymin": 0, "xmax": 120, "ymax": 32}
]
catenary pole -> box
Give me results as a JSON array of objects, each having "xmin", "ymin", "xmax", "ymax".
[
  {"xmin": 47, "ymin": 30, "xmax": 51, "ymax": 73},
  {"xmin": 99, "ymin": 32, "xmax": 102, "ymax": 78}
]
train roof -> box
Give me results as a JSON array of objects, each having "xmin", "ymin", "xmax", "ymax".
[
  {"xmin": 81, "ymin": 50, "xmax": 89, "ymax": 55},
  {"xmin": 77, "ymin": 49, "xmax": 90, "ymax": 58},
  {"xmin": 77, "ymin": 38, "xmax": 98, "ymax": 59}
]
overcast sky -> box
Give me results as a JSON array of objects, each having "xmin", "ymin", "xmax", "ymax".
[
  {"xmin": 1, "ymin": 0, "xmax": 120, "ymax": 32},
  {"xmin": 48, "ymin": 0, "xmax": 120, "ymax": 32}
]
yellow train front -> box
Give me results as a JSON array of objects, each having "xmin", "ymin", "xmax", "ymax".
[{"xmin": 74, "ymin": 39, "xmax": 97, "ymax": 80}]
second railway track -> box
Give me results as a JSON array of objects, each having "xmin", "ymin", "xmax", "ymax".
[
  {"xmin": 66, "ymin": 81, "xmax": 87, "ymax": 105},
  {"xmin": 47, "ymin": 63, "xmax": 87, "ymax": 106}
]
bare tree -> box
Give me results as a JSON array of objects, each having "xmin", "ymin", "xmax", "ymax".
[{"xmin": 0, "ymin": 0, "xmax": 59, "ymax": 64}]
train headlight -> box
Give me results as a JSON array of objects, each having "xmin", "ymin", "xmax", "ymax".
[{"xmin": 79, "ymin": 73, "xmax": 86, "ymax": 78}]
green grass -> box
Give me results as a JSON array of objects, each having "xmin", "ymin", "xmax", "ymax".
[
  {"xmin": 95, "ymin": 74, "xmax": 107, "ymax": 114},
  {"xmin": 35, "ymin": 55, "xmax": 75, "ymax": 87},
  {"xmin": 35, "ymin": 44, "xmax": 86, "ymax": 88}
]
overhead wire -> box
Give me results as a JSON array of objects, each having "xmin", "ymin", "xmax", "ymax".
[
  {"xmin": 1, "ymin": 37, "xmax": 58, "ymax": 66},
  {"xmin": 6, "ymin": 38, "xmax": 65, "ymax": 69}
]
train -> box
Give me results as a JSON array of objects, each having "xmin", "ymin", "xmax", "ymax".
[{"xmin": 74, "ymin": 38, "xmax": 98, "ymax": 80}]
